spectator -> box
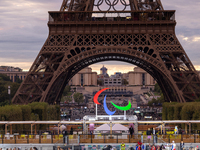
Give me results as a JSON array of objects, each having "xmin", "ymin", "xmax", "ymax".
[
  {"xmin": 57, "ymin": 146, "xmax": 63, "ymax": 150},
  {"xmin": 70, "ymin": 127, "xmax": 73, "ymax": 135},
  {"xmin": 138, "ymin": 140, "xmax": 142, "ymax": 150},
  {"xmin": 160, "ymin": 144, "xmax": 165, "ymax": 150},
  {"xmin": 146, "ymin": 144, "xmax": 151, "ymax": 150},
  {"xmin": 179, "ymin": 128, "xmax": 182, "ymax": 134},
  {"xmin": 129, "ymin": 126, "xmax": 134, "ymax": 138},
  {"xmin": 147, "ymin": 128, "xmax": 151, "ymax": 135},
  {"xmin": 121, "ymin": 142, "xmax": 126, "ymax": 150},
  {"xmin": 138, "ymin": 140, "xmax": 142, "ymax": 147},
  {"xmin": 142, "ymin": 144, "xmax": 146, "ymax": 150},
  {"xmin": 195, "ymin": 145, "xmax": 199, "ymax": 150},
  {"xmin": 151, "ymin": 145, "xmax": 156, "ymax": 150},
  {"xmin": 63, "ymin": 129, "xmax": 68, "ymax": 143},
  {"xmin": 136, "ymin": 144, "xmax": 139, "ymax": 150},
  {"xmin": 180, "ymin": 141, "xmax": 184, "ymax": 150},
  {"xmin": 172, "ymin": 141, "xmax": 176, "ymax": 150}
]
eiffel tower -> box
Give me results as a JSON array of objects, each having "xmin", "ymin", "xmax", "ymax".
[{"xmin": 12, "ymin": 0, "xmax": 200, "ymax": 104}]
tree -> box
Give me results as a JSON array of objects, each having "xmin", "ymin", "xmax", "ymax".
[
  {"xmin": 195, "ymin": 96, "xmax": 200, "ymax": 102},
  {"xmin": 157, "ymin": 93, "xmax": 165, "ymax": 103},
  {"xmin": 147, "ymin": 94, "xmax": 165, "ymax": 106},
  {"xmin": 0, "ymin": 74, "xmax": 21, "ymax": 106},
  {"xmin": 62, "ymin": 85, "xmax": 71, "ymax": 96},
  {"xmin": 73, "ymin": 92, "xmax": 84, "ymax": 105},
  {"xmin": 148, "ymin": 98, "xmax": 157, "ymax": 106},
  {"xmin": 0, "ymin": 74, "xmax": 11, "ymax": 81},
  {"xmin": 11, "ymin": 82, "xmax": 21, "ymax": 98},
  {"xmin": 154, "ymin": 83, "xmax": 161, "ymax": 94},
  {"xmin": 15, "ymin": 75, "xmax": 22, "ymax": 83},
  {"xmin": 0, "ymin": 76, "xmax": 10, "ymax": 106},
  {"xmin": 61, "ymin": 96, "xmax": 72, "ymax": 103}
]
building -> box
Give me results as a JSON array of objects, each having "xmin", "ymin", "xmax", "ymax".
[
  {"xmin": 68, "ymin": 67, "xmax": 97, "ymax": 86},
  {"xmin": 0, "ymin": 66, "xmax": 27, "ymax": 82},
  {"xmin": 104, "ymin": 77, "xmax": 122, "ymax": 86},
  {"xmin": 128, "ymin": 67, "xmax": 155, "ymax": 86},
  {"xmin": 0, "ymin": 66, "xmax": 23, "ymax": 72},
  {"xmin": 114, "ymin": 72, "xmax": 122, "ymax": 78},
  {"xmin": 100, "ymin": 65, "xmax": 108, "ymax": 76},
  {"xmin": 122, "ymin": 73, "xmax": 129, "ymax": 82},
  {"xmin": 0, "ymin": 66, "xmax": 97, "ymax": 85},
  {"xmin": 97, "ymin": 65, "xmax": 110, "ymax": 86}
]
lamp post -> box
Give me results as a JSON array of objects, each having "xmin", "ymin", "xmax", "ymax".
[
  {"xmin": 8, "ymin": 86, "xmax": 11, "ymax": 104},
  {"xmin": 35, "ymin": 114, "xmax": 37, "ymax": 135},
  {"xmin": 48, "ymin": 111, "xmax": 50, "ymax": 131}
]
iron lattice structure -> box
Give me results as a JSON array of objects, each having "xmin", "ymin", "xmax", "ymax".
[{"xmin": 13, "ymin": 0, "xmax": 200, "ymax": 104}]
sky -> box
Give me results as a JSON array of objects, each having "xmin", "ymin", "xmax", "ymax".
[{"xmin": 0, "ymin": 0, "xmax": 200, "ymax": 75}]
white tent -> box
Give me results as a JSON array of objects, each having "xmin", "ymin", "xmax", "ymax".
[
  {"xmin": 94, "ymin": 124, "xmax": 110, "ymax": 133},
  {"xmin": 112, "ymin": 124, "xmax": 129, "ymax": 131},
  {"xmin": 94, "ymin": 124, "xmax": 129, "ymax": 133},
  {"xmin": 60, "ymin": 125, "xmax": 67, "ymax": 131},
  {"xmin": 51, "ymin": 125, "xmax": 66, "ymax": 132},
  {"xmin": 156, "ymin": 125, "xmax": 171, "ymax": 129}
]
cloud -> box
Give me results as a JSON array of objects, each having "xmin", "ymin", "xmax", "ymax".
[
  {"xmin": 194, "ymin": 66, "xmax": 200, "ymax": 71},
  {"xmin": 193, "ymin": 37, "xmax": 200, "ymax": 42}
]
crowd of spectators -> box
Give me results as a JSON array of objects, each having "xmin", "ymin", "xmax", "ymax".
[
  {"xmin": 0, "ymin": 148, "xmax": 38, "ymax": 150},
  {"xmin": 61, "ymin": 98, "xmax": 162, "ymax": 121}
]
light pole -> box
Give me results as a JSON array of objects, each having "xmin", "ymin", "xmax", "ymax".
[
  {"xmin": 8, "ymin": 86, "xmax": 11, "ymax": 104},
  {"xmin": 48, "ymin": 111, "xmax": 50, "ymax": 131}
]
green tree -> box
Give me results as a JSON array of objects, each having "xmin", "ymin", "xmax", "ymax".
[
  {"xmin": 73, "ymin": 92, "xmax": 84, "ymax": 104},
  {"xmin": 0, "ymin": 77, "xmax": 9, "ymax": 106},
  {"xmin": 148, "ymin": 94, "xmax": 165, "ymax": 106},
  {"xmin": 16, "ymin": 77, "xmax": 22, "ymax": 84},
  {"xmin": 62, "ymin": 85, "xmax": 71, "ymax": 96},
  {"xmin": 0, "ymin": 74, "xmax": 21, "ymax": 106},
  {"xmin": 61, "ymin": 96, "xmax": 72, "ymax": 103},
  {"xmin": 174, "ymin": 103, "xmax": 184, "ymax": 120},
  {"xmin": 0, "ymin": 74, "xmax": 11, "ymax": 81},
  {"xmin": 195, "ymin": 96, "xmax": 200, "ymax": 102},
  {"xmin": 11, "ymin": 82, "xmax": 20, "ymax": 98},
  {"xmin": 157, "ymin": 93, "xmax": 165, "ymax": 103},
  {"xmin": 154, "ymin": 83, "xmax": 161, "ymax": 94},
  {"xmin": 148, "ymin": 98, "xmax": 157, "ymax": 106}
]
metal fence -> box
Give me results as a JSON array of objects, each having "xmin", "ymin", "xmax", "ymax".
[
  {"xmin": 0, "ymin": 143, "xmax": 200, "ymax": 150},
  {"xmin": 0, "ymin": 134, "xmax": 65, "ymax": 144},
  {"xmin": 0, "ymin": 144, "xmax": 57, "ymax": 150}
]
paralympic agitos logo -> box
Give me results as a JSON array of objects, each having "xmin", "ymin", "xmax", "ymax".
[{"xmin": 93, "ymin": 88, "xmax": 131, "ymax": 115}]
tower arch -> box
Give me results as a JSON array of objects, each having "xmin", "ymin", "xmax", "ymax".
[{"xmin": 41, "ymin": 50, "xmax": 184, "ymax": 104}]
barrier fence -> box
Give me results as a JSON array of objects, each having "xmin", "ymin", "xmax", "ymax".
[
  {"xmin": 0, "ymin": 134, "xmax": 200, "ymax": 144},
  {"xmin": 1, "ymin": 144, "xmax": 199, "ymax": 150}
]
